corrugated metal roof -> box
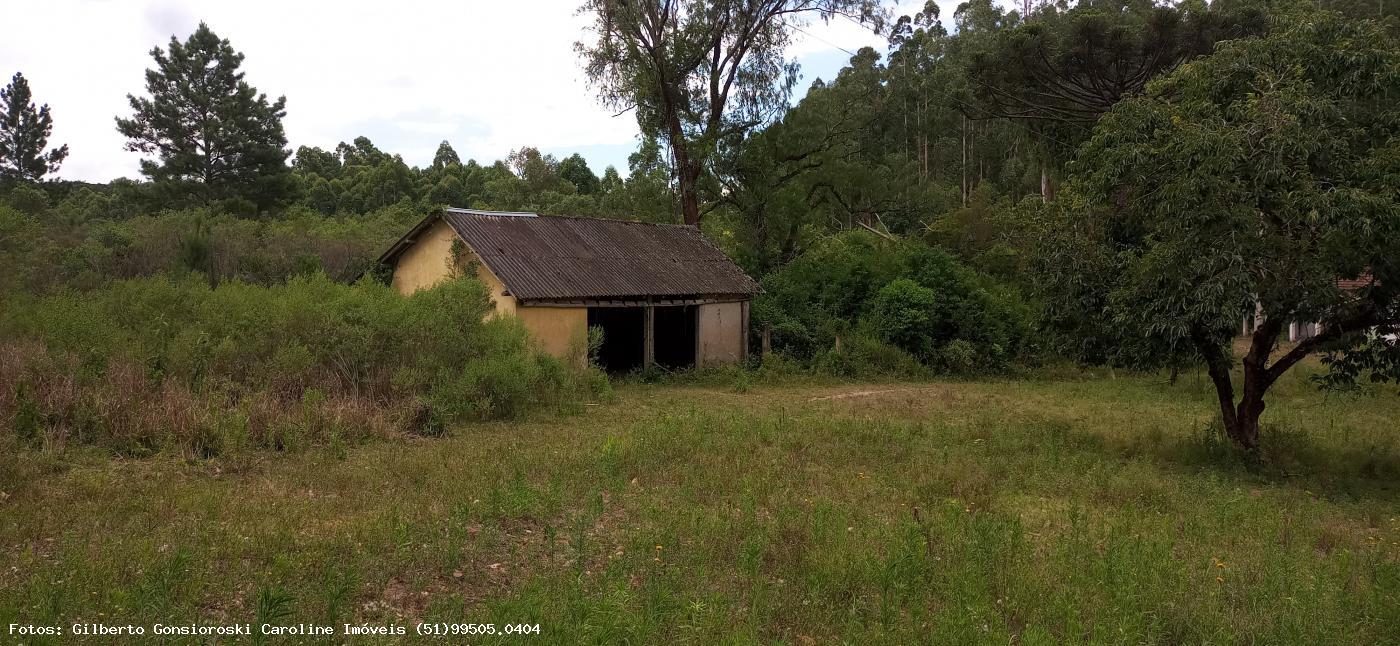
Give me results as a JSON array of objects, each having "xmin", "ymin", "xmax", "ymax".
[{"xmin": 396, "ymin": 210, "xmax": 759, "ymax": 301}]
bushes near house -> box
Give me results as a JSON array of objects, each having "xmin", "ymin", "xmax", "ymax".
[
  {"xmin": 753, "ymin": 231, "xmax": 1035, "ymax": 375},
  {"xmin": 0, "ymin": 274, "xmax": 602, "ymax": 458}
]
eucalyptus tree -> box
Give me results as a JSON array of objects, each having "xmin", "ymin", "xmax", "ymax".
[
  {"xmin": 559, "ymin": 153, "xmax": 600, "ymax": 195},
  {"xmin": 431, "ymin": 141, "xmax": 462, "ymax": 170},
  {"xmin": 576, "ymin": 0, "xmax": 885, "ymax": 225},
  {"xmin": 1033, "ymin": 10, "xmax": 1400, "ymax": 451}
]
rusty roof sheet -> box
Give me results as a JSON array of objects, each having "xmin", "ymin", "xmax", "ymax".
[{"xmin": 411, "ymin": 210, "xmax": 759, "ymax": 301}]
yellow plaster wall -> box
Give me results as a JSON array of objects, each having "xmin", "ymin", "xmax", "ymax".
[
  {"xmin": 697, "ymin": 301, "xmax": 746, "ymax": 367},
  {"xmin": 391, "ymin": 219, "xmax": 457, "ymax": 295},
  {"xmin": 518, "ymin": 307, "xmax": 589, "ymax": 364},
  {"xmin": 390, "ymin": 218, "xmax": 582, "ymax": 363},
  {"xmin": 391, "ymin": 219, "xmax": 514, "ymax": 316}
]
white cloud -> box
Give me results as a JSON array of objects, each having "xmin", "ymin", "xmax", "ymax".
[{"xmin": 4, "ymin": 0, "xmax": 973, "ymax": 182}]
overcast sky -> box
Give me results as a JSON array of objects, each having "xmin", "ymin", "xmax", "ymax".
[{"xmin": 5, "ymin": 0, "xmax": 953, "ymax": 183}]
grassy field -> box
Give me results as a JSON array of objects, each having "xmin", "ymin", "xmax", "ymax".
[{"xmin": 2, "ymin": 369, "xmax": 1399, "ymax": 644}]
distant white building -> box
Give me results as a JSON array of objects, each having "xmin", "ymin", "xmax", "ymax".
[{"xmin": 1242, "ymin": 274, "xmax": 1385, "ymax": 342}]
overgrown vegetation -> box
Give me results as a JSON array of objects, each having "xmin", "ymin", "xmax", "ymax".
[
  {"xmin": 0, "ymin": 201, "xmax": 420, "ymax": 293},
  {"xmin": 2, "ymin": 377, "xmax": 1396, "ymax": 642},
  {"xmin": 2, "ymin": 0, "xmax": 1399, "ymax": 637},
  {"xmin": 753, "ymin": 230, "xmax": 1034, "ymax": 376},
  {"xmin": 0, "ymin": 274, "xmax": 604, "ymax": 458}
]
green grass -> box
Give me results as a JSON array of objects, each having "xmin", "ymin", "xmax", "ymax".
[{"xmin": 2, "ymin": 370, "xmax": 1399, "ymax": 644}]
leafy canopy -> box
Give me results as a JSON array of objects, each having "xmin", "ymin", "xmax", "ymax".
[
  {"xmin": 1034, "ymin": 8, "xmax": 1400, "ymax": 448},
  {"xmin": 576, "ymin": 0, "xmax": 883, "ymax": 224}
]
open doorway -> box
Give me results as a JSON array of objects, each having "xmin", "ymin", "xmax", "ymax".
[
  {"xmin": 653, "ymin": 305, "xmax": 696, "ymax": 370},
  {"xmin": 588, "ymin": 307, "xmax": 644, "ymax": 373},
  {"xmin": 586, "ymin": 305, "xmax": 698, "ymax": 374}
]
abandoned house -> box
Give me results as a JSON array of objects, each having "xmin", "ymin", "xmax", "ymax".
[{"xmin": 379, "ymin": 208, "xmax": 761, "ymax": 372}]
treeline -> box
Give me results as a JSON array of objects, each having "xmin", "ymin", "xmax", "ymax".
[
  {"xmin": 4, "ymin": 0, "xmax": 1399, "ymax": 456},
  {"xmin": 2, "ymin": 21, "xmax": 676, "ymax": 222}
]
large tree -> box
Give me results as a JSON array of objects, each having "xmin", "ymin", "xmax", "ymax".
[
  {"xmin": 1034, "ymin": 10, "xmax": 1400, "ymax": 451},
  {"xmin": 431, "ymin": 140, "xmax": 461, "ymax": 170},
  {"xmin": 577, "ymin": 0, "xmax": 884, "ymax": 225},
  {"xmin": 0, "ymin": 72, "xmax": 69, "ymax": 182},
  {"xmin": 954, "ymin": 0, "xmax": 1269, "ymax": 172},
  {"xmin": 116, "ymin": 23, "xmax": 294, "ymax": 214},
  {"xmin": 559, "ymin": 153, "xmax": 600, "ymax": 195}
]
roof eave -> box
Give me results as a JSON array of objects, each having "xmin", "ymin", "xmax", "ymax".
[{"xmin": 376, "ymin": 210, "xmax": 444, "ymax": 266}]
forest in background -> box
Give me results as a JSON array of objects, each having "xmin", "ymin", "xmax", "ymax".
[{"xmin": 3, "ymin": 0, "xmax": 1400, "ymax": 454}]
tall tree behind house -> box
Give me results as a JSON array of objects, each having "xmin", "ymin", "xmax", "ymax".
[
  {"xmin": 116, "ymin": 23, "xmax": 295, "ymax": 215},
  {"xmin": 576, "ymin": 0, "xmax": 886, "ymax": 226}
]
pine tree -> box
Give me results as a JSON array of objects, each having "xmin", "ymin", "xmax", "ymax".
[
  {"xmin": 115, "ymin": 23, "xmax": 294, "ymax": 214},
  {"xmin": 0, "ymin": 72, "xmax": 69, "ymax": 182}
]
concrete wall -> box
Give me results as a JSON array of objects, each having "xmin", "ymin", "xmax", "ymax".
[
  {"xmin": 697, "ymin": 301, "xmax": 747, "ymax": 367},
  {"xmin": 390, "ymin": 219, "xmax": 582, "ymax": 363}
]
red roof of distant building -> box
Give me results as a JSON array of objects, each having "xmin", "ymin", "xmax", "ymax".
[{"xmin": 1338, "ymin": 272, "xmax": 1375, "ymax": 291}]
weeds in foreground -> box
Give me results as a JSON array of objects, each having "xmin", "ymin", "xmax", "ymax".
[{"xmin": 2, "ymin": 377, "xmax": 1396, "ymax": 644}]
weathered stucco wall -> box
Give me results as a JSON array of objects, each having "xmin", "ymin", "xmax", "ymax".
[
  {"xmin": 391, "ymin": 219, "xmax": 514, "ymax": 316},
  {"xmin": 391, "ymin": 220, "xmax": 581, "ymax": 362},
  {"xmin": 518, "ymin": 307, "xmax": 588, "ymax": 363},
  {"xmin": 697, "ymin": 301, "xmax": 747, "ymax": 367},
  {"xmin": 391, "ymin": 219, "xmax": 457, "ymax": 295}
]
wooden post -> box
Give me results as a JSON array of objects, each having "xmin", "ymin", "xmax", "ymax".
[
  {"xmin": 740, "ymin": 301, "xmax": 750, "ymax": 363},
  {"xmin": 643, "ymin": 305, "xmax": 655, "ymax": 369},
  {"xmin": 693, "ymin": 305, "xmax": 703, "ymax": 370},
  {"xmin": 761, "ymin": 324, "xmax": 772, "ymax": 359}
]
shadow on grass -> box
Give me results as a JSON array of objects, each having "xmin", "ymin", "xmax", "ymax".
[{"xmin": 1070, "ymin": 416, "xmax": 1400, "ymax": 506}]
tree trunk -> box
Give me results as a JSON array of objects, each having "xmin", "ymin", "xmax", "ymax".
[
  {"xmin": 680, "ymin": 171, "xmax": 701, "ymax": 225},
  {"xmin": 1198, "ymin": 318, "xmax": 1280, "ymax": 452},
  {"xmin": 672, "ymin": 133, "xmax": 702, "ymax": 226},
  {"xmin": 1231, "ymin": 318, "xmax": 1281, "ymax": 450},
  {"xmin": 1195, "ymin": 306, "xmax": 1381, "ymax": 452},
  {"xmin": 1230, "ymin": 389, "xmax": 1264, "ymax": 450},
  {"xmin": 960, "ymin": 116, "xmax": 968, "ymax": 206}
]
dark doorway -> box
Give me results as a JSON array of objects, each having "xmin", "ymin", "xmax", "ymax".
[
  {"xmin": 588, "ymin": 307, "xmax": 644, "ymax": 373},
  {"xmin": 654, "ymin": 305, "xmax": 697, "ymax": 369}
]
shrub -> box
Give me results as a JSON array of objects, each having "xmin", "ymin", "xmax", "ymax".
[
  {"xmin": 0, "ymin": 274, "xmax": 603, "ymax": 457},
  {"xmin": 939, "ymin": 339, "xmax": 979, "ymax": 374},
  {"xmin": 811, "ymin": 335, "xmax": 928, "ymax": 379},
  {"xmin": 4, "ymin": 184, "xmax": 50, "ymax": 214},
  {"xmin": 866, "ymin": 278, "xmax": 940, "ymax": 360},
  {"xmin": 752, "ymin": 230, "xmax": 1034, "ymax": 373}
]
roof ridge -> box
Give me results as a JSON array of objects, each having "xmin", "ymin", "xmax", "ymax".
[
  {"xmin": 444, "ymin": 207, "xmax": 538, "ymax": 217},
  {"xmin": 529, "ymin": 212, "xmax": 696, "ymax": 229},
  {"xmin": 443, "ymin": 207, "xmax": 697, "ymax": 229}
]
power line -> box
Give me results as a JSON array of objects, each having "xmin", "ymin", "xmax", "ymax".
[{"xmin": 787, "ymin": 20, "xmax": 857, "ymax": 56}]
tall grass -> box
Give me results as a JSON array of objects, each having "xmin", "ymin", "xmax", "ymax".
[
  {"xmin": 1, "ymin": 378, "xmax": 1395, "ymax": 643},
  {"xmin": 0, "ymin": 274, "xmax": 602, "ymax": 459}
]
